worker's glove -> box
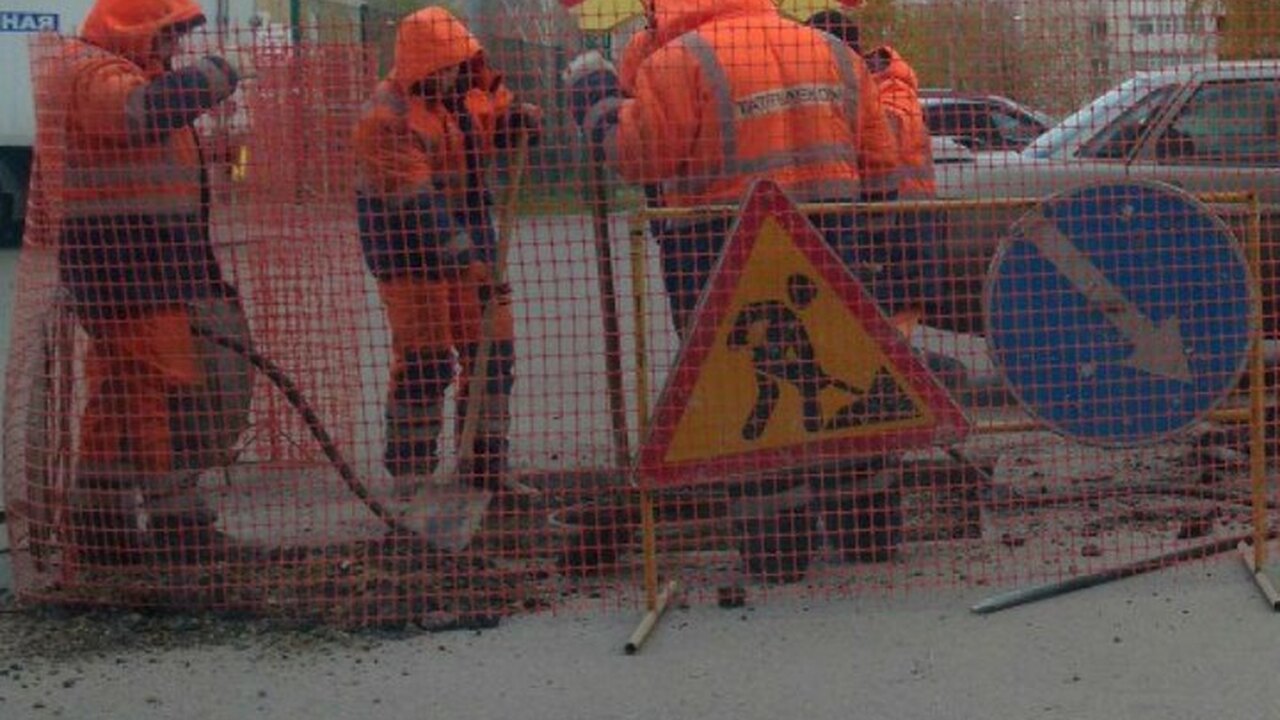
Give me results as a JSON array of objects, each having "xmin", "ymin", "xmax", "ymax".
[
  {"xmin": 467, "ymin": 261, "xmax": 511, "ymax": 305},
  {"xmin": 213, "ymin": 47, "xmax": 256, "ymax": 82},
  {"xmin": 563, "ymin": 50, "xmax": 616, "ymax": 95},
  {"xmin": 562, "ymin": 50, "xmax": 622, "ymax": 145},
  {"xmin": 188, "ymin": 55, "xmax": 241, "ymax": 103},
  {"xmin": 497, "ymin": 102, "xmax": 543, "ymax": 148},
  {"xmin": 479, "ymin": 279, "xmax": 513, "ymax": 305}
]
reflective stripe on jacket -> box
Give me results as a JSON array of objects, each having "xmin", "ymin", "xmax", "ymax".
[
  {"xmin": 353, "ymin": 9, "xmax": 514, "ymax": 279},
  {"xmin": 55, "ymin": 0, "xmax": 237, "ymax": 314},
  {"xmin": 60, "ymin": 39, "xmax": 222, "ymax": 219},
  {"xmin": 609, "ymin": 0, "xmax": 899, "ymax": 208}
]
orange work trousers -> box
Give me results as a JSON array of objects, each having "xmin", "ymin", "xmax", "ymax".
[
  {"xmin": 77, "ymin": 306, "xmax": 205, "ymax": 517},
  {"xmin": 377, "ymin": 265, "xmax": 514, "ymax": 480}
]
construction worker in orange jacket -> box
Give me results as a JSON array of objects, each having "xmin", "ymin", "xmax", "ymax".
[
  {"xmin": 567, "ymin": 0, "xmax": 899, "ymax": 334},
  {"xmin": 565, "ymin": 0, "xmax": 902, "ymax": 580},
  {"xmin": 863, "ymin": 43, "xmax": 943, "ymax": 320},
  {"xmin": 353, "ymin": 7, "xmax": 540, "ymax": 499},
  {"xmin": 806, "ymin": 12, "xmax": 939, "ymax": 317},
  {"xmin": 806, "ymin": 13, "xmax": 942, "ymax": 565},
  {"xmin": 865, "ymin": 46, "xmax": 935, "ymax": 200},
  {"xmin": 55, "ymin": 0, "xmax": 252, "ymax": 565}
]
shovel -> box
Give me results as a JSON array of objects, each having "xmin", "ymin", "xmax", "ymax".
[{"xmin": 390, "ymin": 130, "xmax": 538, "ymax": 550}]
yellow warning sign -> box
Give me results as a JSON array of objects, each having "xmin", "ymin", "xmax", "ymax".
[{"xmin": 639, "ymin": 181, "xmax": 968, "ymax": 488}]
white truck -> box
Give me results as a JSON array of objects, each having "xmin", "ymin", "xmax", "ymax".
[{"xmin": 0, "ymin": 0, "xmax": 258, "ymax": 245}]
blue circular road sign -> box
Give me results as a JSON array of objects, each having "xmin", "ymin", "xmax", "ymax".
[{"xmin": 984, "ymin": 181, "xmax": 1252, "ymax": 447}]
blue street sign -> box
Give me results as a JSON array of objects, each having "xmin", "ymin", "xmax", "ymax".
[
  {"xmin": 0, "ymin": 11, "xmax": 58, "ymax": 32},
  {"xmin": 985, "ymin": 181, "xmax": 1252, "ymax": 447}
]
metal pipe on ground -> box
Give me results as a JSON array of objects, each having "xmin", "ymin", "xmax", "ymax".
[{"xmin": 972, "ymin": 530, "xmax": 1273, "ymax": 614}]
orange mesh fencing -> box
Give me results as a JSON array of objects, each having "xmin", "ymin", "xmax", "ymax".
[{"xmin": 3, "ymin": 1, "xmax": 1280, "ymax": 630}]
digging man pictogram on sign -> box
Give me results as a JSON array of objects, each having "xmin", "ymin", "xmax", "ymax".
[{"xmin": 728, "ymin": 273, "xmax": 915, "ymax": 442}]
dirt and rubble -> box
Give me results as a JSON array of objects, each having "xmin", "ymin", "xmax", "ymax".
[
  {"xmin": 0, "ymin": 246, "xmax": 1276, "ymax": 717},
  {"xmin": 4, "ymin": 415, "xmax": 1262, "ymax": 633}
]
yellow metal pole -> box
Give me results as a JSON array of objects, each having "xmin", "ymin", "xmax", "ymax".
[
  {"xmin": 625, "ymin": 217, "xmax": 679, "ymax": 652},
  {"xmin": 1214, "ymin": 406, "xmax": 1260, "ymax": 425},
  {"xmin": 1247, "ymin": 196, "xmax": 1268, "ymax": 571},
  {"xmin": 631, "ymin": 193, "xmax": 1254, "ymax": 222},
  {"xmin": 1238, "ymin": 193, "xmax": 1280, "ymax": 609},
  {"xmin": 625, "ymin": 579, "xmax": 680, "ymax": 655},
  {"xmin": 640, "ymin": 490, "xmax": 659, "ymax": 612},
  {"xmin": 636, "ymin": 197, "xmax": 1046, "ymax": 221},
  {"xmin": 972, "ymin": 406, "xmax": 1256, "ymax": 437}
]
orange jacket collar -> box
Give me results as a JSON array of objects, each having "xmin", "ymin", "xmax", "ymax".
[
  {"xmin": 648, "ymin": 0, "xmax": 779, "ymax": 46},
  {"xmin": 624, "ymin": 0, "xmax": 778, "ymax": 93}
]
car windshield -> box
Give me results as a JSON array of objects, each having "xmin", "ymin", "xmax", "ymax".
[{"xmin": 1022, "ymin": 77, "xmax": 1160, "ymax": 159}]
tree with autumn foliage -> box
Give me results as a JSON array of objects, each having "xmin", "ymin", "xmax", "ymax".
[{"xmin": 1191, "ymin": 0, "xmax": 1280, "ymax": 59}]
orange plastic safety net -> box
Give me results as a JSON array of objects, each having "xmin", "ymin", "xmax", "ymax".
[{"xmin": 3, "ymin": 0, "xmax": 1279, "ymax": 629}]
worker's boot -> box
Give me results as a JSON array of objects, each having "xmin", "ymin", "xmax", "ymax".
[
  {"xmin": 463, "ymin": 435, "xmax": 535, "ymax": 514},
  {"xmin": 811, "ymin": 459, "xmax": 903, "ymax": 563},
  {"xmin": 385, "ymin": 349, "xmax": 453, "ymax": 500},
  {"xmin": 460, "ymin": 435, "xmax": 505, "ymax": 493},
  {"xmin": 384, "ymin": 433, "xmax": 438, "ymax": 501},
  {"xmin": 68, "ymin": 507, "xmax": 146, "ymax": 567},
  {"xmin": 730, "ymin": 479, "xmax": 818, "ymax": 584},
  {"xmin": 823, "ymin": 486, "xmax": 904, "ymax": 563},
  {"xmin": 150, "ymin": 508, "xmax": 253, "ymax": 563},
  {"xmin": 68, "ymin": 475, "xmax": 145, "ymax": 567},
  {"xmin": 147, "ymin": 479, "xmax": 254, "ymax": 563}
]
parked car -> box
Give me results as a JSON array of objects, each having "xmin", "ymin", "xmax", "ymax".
[
  {"xmin": 920, "ymin": 91, "xmax": 1054, "ymax": 153},
  {"xmin": 925, "ymin": 62, "xmax": 1280, "ymax": 334}
]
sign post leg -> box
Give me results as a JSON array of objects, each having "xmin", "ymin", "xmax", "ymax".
[
  {"xmin": 1240, "ymin": 195, "xmax": 1280, "ymax": 608},
  {"xmin": 625, "ymin": 219, "xmax": 679, "ymax": 653}
]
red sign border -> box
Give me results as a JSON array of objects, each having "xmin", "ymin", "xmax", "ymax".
[{"xmin": 637, "ymin": 180, "xmax": 970, "ymax": 488}]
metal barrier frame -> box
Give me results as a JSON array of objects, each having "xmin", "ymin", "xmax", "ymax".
[{"xmin": 622, "ymin": 191, "xmax": 1270, "ymax": 650}]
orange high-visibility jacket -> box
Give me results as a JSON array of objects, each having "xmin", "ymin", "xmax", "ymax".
[
  {"xmin": 353, "ymin": 7, "xmax": 512, "ymax": 207},
  {"xmin": 608, "ymin": 0, "xmax": 899, "ymax": 208},
  {"xmin": 62, "ymin": 0, "xmax": 231, "ymax": 220},
  {"xmin": 352, "ymin": 7, "xmax": 518, "ymax": 279},
  {"xmin": 56, "ymin": 0, "xmax": 238, "ymax": 313},
  {"xmin": 870, "ymin": 46, "xmax": 936, "ymax": 198}
]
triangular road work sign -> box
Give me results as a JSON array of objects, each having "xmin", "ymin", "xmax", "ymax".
[{"xmin": 638, "ymin": 181, "xmax": 969, "ymax": 489}]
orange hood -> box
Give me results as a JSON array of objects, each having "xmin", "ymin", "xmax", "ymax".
[
  {"xmin": 870, "ymin": 45, "xmax": 919, "ymax": 92},
  {"xmin": 390, "ymin": 7, "xmax": 483, "ymax": 89},
  {"xmin": 646, "ymin": 0, "xmax": 779, "ymax": 47},
  {"xmin": 81, "ymin": 0, "xmax": 205, "ymax": 66}
]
